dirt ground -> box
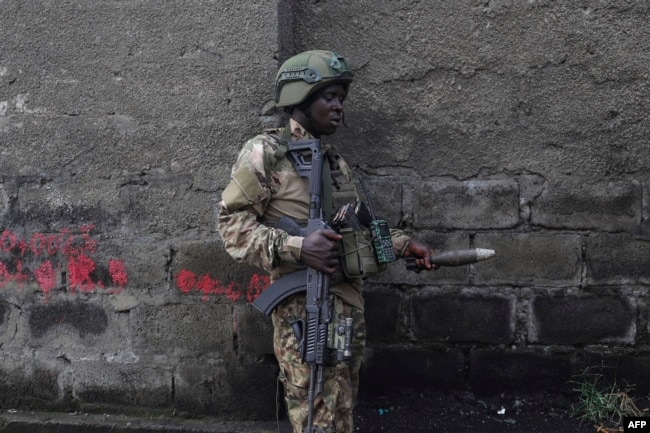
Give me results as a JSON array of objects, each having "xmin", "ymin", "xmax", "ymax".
[{"xmin": 352, "ymin": 389, "xmax": 620, "ymax": 433}]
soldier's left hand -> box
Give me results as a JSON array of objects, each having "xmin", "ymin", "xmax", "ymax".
[{"xmin": 404, "ymin": 239, "xmax": 439, "ymax": 271}]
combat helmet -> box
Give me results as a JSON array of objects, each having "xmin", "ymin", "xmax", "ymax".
[{"xmin": 274, "ymin": 50, "xmax": 353, "ymax": 108}]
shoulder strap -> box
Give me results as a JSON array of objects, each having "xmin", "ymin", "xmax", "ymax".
[{"xmin": 276, "ymin": 125, "xmax": 292, "ymax": 160}]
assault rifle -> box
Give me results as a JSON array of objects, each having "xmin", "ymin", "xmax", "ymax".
[{"xmin": 252, "ymin": 138, "xmax": 348, "ymax": 433}]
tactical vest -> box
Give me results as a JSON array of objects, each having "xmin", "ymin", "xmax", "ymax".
[
  {"xmin": 267, "ymin": 126, "xmax": 386, "ymax": 280},
  {"xmin": 266, "ymin": 126, "xmax": 358, "ymax": 224}
]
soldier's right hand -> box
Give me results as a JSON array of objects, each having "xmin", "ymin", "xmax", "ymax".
[{"xmin": 300, "ymin": 229, "xmax": 342, "ymax": 274}]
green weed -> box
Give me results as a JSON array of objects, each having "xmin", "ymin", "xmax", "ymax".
[{"xmin": 570, "ymin": 366, "xmax": 642, "ymax": 427}]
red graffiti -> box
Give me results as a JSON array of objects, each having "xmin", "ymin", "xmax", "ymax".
[
  {"xmin": 0, "ymin": 230, "xmax": 17, "ymax": 252},
  {"xmin": 175, "ymin": 270, "xmax": 243, "ymax": 302},
  {"xmin": 246, "ymin": 274, "xmax": 270, "ymax": 303},
  {"xmin": 34, "ymin": 261, "xmax": 56, "ymax": 303},
  {"xmin": 176, "ymin": 269, "xmax": 197, "ymax": 294},
  {"xmin": 12, "ymin": 260, "xmax": 30, "ymax": 286},
  {"xmin": 27, "ymin": 232, "xmax": 62, "ymax": 257},
  {"xmin": 175, "ymin": 270, "xmax": 270, "ymax": 303},
  {"xmin": 0, "ymin": 260, "xmax": 31, "ymax": 289},
  {"xmin": 0, "ymin": 262, "xmax": 10, "ymax": 288},
  {"xmin": 68, "ymin": 254, "xmax": 97, "ymax": 293},
  {"xmin": 108, "ymin": 259, "xmax": 128, "ymax": 294},
  {"xmin": 0, "ymin": 225, "xmax": 129, "ymax": 302},
  {"xmin": 198, "ymin": 274, "xmax": 241, "ymax": 302}
]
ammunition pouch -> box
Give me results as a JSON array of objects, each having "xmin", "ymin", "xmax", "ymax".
[{"xmin": 338, "ymin": 227, "xmax": 386, "ymax": 279}]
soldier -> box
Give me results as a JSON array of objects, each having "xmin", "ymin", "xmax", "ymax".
[{"xmin": 217, "ymin": 50, "xmax": 437, "ymax": 433}]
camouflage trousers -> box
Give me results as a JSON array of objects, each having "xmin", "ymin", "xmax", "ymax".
[{"xmin": 272, "ymin": 294, "xmax": 366, "ymax": 433}]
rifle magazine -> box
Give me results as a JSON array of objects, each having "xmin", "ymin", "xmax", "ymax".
[{"xmin": 251, "ymin": 270, "xmax": 308, "ymax": 315}]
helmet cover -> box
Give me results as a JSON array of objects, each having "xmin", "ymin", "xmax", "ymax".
[{"xmin": 274, "ymin": 50, "xmax": 353, "ymax": 107}]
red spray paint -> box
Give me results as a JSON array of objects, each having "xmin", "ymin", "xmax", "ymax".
[
  {"xmin": 0, "ymin": 225, "xmax": 130, "ymax": 302},
  {"xmin": 108, "ymin": 259, "xmax": 128, "ymax": 294},
  {"xmin": 175, "ymin": 269, "xmax": 270, "ymax": 303},
  {"xmin": 34, "ymin": 261, "xmax": 56, "ymax": 303}
]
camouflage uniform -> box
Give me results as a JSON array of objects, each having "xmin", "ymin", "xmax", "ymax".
[{"xmin": 218, "ymin": 120, "xmax": 411, "ymax": 433}]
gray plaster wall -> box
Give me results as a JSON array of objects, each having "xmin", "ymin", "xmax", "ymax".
[{"xmin": 0, "ymin": 0, "xmax": 649, "ymax": 420}]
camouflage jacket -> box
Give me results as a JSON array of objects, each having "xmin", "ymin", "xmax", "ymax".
[{"xmin": 217, "ymin": 120, "xmax": 410, "ymax": 310}]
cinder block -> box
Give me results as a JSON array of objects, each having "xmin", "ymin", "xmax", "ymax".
[
  {"xmin": 586, "ymin": 233, "xmax": 650, "ymax": 285},
  {"xmin": 531, "ymin": 178, "xmax": 642, "ymax": 231},
  {"xmin": 13, "ymin": 175, "xmax": 123, "ymax": 234},
  {"xmin": 131, "ymin": 304, "xmax": 233, "ymax": 354},
  {"xmin": 0, "ymin": 355, "xmax": 61, "ymax": 409},
  {"xmin": 0, "ymin": 223, "xmax": 168, "ymax": 295},
  {"xmin": 410, "ymin": 290, "xmax": 514, "ymax": 344},
  {"xmin": 235, "ymin": 303, "xmax": 274, "ymax": 355},
  {"xmin": 363, "ymin": 288, "xmax": 403, "ymax": 342},
  {"xmin": 530, "ymin": 294, "xmax": 636, "ymax": 344},
  {"xmin": 74, "ymin": 361, "xmax": 171, "ymax": 409},
  {"xmin": 174, "ymin": 356, "xmax": 278, "ymax": 419},
  {"xmin": 28, "ymin": 301, "xmax": 108, "ymax": 340},
  {"xmin": 412, "ymin": 179, "xmax": 519, "ymax": 230},
  {"xmin": 89, "ymin": 240, "xmax": 169, "ymax": 291},
  {"xmin": 361, "ymin": 346, "xmax": 465, "ymax": 394},
  {"xmin": 469, "ymin": 349, "xmax": 575, "ymax": 394},
  {"xmin": 171, "ymin": 240, "xmax": 264, "ymax": 303},
  {"xmin": 474, "ymin": 233, "xmax": 582, "ymax": 286},
  {"xmin": 115, "ymin": 171, "xmax": 215, "ymax": 236},
  {"xmin": 21, "ymin": 297, "xmax": 134, "ymax": 361},
  {"xmin": 172, "ymin": 241, "xmax": 226, "ymax": 279}
]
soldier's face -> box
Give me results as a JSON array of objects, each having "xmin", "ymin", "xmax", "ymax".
[{"xmin": 307, "ymin": 83, "xmax": 347, "ymax": 136}]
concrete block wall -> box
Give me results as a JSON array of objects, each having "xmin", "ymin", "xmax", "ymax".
[
  {"xmin": 0, "ymin": 0, "xmax": 649, "ymax": 420},
  {"xmin": 360, "ymin": 174, "xmax": 649, "ymax": 396}
]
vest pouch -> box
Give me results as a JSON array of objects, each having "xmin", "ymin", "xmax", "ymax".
[{"xmin": 339, "ymin": 227, "xmax": 387, "ymax": 279}]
